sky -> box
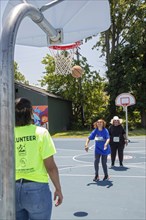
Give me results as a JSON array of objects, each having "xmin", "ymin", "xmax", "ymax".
[{"xmin": 0, "ymin": 0, "xmax": 107, "ymax": 86}]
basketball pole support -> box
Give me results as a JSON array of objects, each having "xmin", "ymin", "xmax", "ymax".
[
  {"xmin": 116, "ymin": 93, "xmax": 136, "ymax": 142},
  {"xmin": 122, "ymin": 105, "xmax": 129, "ymax": 141},
  {"xmin": 0, "ymin": 3, "xmax": 62, "ymax": 219},
  {"xmin": 76, "ymin": 48, "xmax": 85, "ymax": 127},
  {"xmin": 125, "ymin": 105, "xmax": 129, "ymax": 141}
]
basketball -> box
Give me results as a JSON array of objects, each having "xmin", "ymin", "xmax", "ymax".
[{"xmin": 71, "ymin": 65, "xmax": 83, "ymax": 78}]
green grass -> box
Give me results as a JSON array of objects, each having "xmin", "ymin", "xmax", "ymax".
[
  {"xmin": 128, "ymin": 128, "xmax": 146, "ymax": 136},
  {"xmin": 52, "ymin": 128, "xmax": 146, "ymax": 138},
  {"xmin": 52, "ymin": 130, "xmax": 91, "ymax": 138}
]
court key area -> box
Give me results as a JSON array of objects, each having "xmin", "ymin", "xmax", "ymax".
[{"xmin": 51, "ymin": 136, "xmax": 146, "ymax": 220}]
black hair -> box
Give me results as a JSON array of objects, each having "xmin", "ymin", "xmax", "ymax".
[{"xmin": 15, "ymin": 97, "xmax": 33, "ymax": 126}]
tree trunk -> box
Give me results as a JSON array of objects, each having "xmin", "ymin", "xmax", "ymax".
[
  {"xmin": 105, "ymin": 29, "xmax": 110, "ymax": 69},
  {"xmin": 140, "ymin": 109, "xmax": 146, "ymax": 128}
]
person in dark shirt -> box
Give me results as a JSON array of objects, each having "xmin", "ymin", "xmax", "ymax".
[{"xmin": 109, "ymin": 116, "xmax": 128, "ymax": 167}]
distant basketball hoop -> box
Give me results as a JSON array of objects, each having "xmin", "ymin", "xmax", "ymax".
[
  {"xmin": 115, "ymin": 93, "xmax": 136, "ymax": 141},
  {"xmin": 115, "ymin": 93, "xmax": 136, "ymax": 107},
  {"xmin": 48, "ymin": 41, "xmax": 81, "ymax": 75}
]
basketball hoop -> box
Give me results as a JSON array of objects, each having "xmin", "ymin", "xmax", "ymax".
[
  {"xmin": 122, "ymin": 104, "xmax": 128, "ymax": 112},
  {"xmin": 120, "ymin": 97, "xmax": 130, "ymax": 107},
  {"xmin": 48, "ymin": 41, "xmax": 81, "ymax": 75},
  {"xmin": 115, "ymin": 93, "xmax": 136, "ymax": 107}
]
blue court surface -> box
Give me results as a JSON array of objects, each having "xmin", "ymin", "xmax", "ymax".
[{"xmin": 51, "ymin": 136, "xmax": 146, "ymax": 220}]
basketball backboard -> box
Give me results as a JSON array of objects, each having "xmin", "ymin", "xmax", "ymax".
[
  {"xmin": 115, "ymin": 93, "xmax": 136, "ymax": 107},
  {"xmin": 2, "ymin": 0, "xmax": 111, "ymax": 47}
]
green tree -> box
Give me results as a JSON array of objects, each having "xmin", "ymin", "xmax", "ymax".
[
  {"xmin": 94, "ymin": 0, "xmax": 146, "ymax": 127},
  {"xmin": 14, "ymin": 61, "xmax": 29, "ymax": 84},
  {"xmin": 40, "ymin": 54, "xmax": 109, "ymax": 129}
]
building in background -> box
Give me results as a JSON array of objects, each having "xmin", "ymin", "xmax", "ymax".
[{"xmin": 15, "ymin": 82, "xmax": 72, "ymax": 134}]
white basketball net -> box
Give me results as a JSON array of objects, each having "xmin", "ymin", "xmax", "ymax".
[
  {"xmin": 122, "ymin": 105, "xmax": 127, "ymax": 111},
  {"xmin": 52, "ymin": 50, "xmax": 74, "ymax": 75},
  {"xmin": 49, "ymin": 42, "xmax": 80, "ymax": 75}
]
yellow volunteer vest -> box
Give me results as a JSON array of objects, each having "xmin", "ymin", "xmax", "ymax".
[{"xmin": 15, "ymin": 124, "xmax": 56, "ymax": 183}]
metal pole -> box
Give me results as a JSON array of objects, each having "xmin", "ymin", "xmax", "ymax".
[
  {"xmin": 125, "ymin": 106, "xmax": 128, "ymax": 140},
  {"xmin": 76, "ymin": 49, "xmax": 85, "ymax": 127},
  {"xmin": 40, "ymin": 0, "xmax": 65, "ymax": 12},
  {"xmin": 0, "ymin": 3, "xmax": 61, "ymax": 219}
]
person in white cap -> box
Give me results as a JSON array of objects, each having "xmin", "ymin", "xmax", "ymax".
[{"xmin": 109, "ymin": 116, "xmax": 128, "ymax": 167}]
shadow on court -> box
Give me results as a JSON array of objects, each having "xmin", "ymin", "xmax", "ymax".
[
  {"xmin": 73, "ymin": 211, "xmax": 88, "ymax": 217},
  {"xmin": 87, "ymin": 180, "xmax": 113, "ymax": 188},
  {"xmin": 109, "ymin": 166, "xmax": 129, "ymax": 171}
]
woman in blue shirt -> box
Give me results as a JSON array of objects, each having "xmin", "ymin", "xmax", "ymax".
[{"xmin": 85, "ymin": 119, "xmax": 110, "ymax": 181}]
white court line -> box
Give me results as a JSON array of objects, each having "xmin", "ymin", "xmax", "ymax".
[
  {"xmin": 57, "ymin": 149, "xmax": 144, "ymax": 154},
  {"xmin": 121, "ymin": 164, "xmax": 145, "ymax": 169},
  {"xmin": 59, "ymin": 163, "xmax": 145, "ymax": 171},
  {"xmin": 59, "ymin": 164, "xmax": 93, "ymax": 171},
  {"xmin": 89, "ymin": 146, "xmax": 145, "ymax": 152},
  {"xmin": 89, "ymin": 147, "xmax": 145, "ymax": 153},
  {"xmin": 89, "ymin": 144, "xmax": 94, "ymax": 150},
  {"xmin": 60, "ymin": 174, "xmax": 145, "ymax": 178},
  {"xmin": 125, "ymin": 151, "xmax": 145, "ymax": 153},
  {"xmin": 73, "ymin": 153, "xmax": 93, "ymax": 164},
  {"xmin": 55, "ymin": 156, "xmax": 73, "ymax": 158},
  {"xmin": 57, "ymin": 148, "xmax": 83, "ymax": 151},
  {"xmin": 128, "ymin": 162, "xmax": 145, "ymax": 164},
  {"xmin": 73, "ymin": 153, "xmax": 134, "ymax": 163},
  {"xmin": 73, "ymin": 152, "xmax": 145, "ymax": 166},
  {"xmin": 126, "ymin": 146, "xmax": 145, "ymax": 148},
  {"xmin": 56, "ymin": 144, "xmax": 146, "ymax": 171}
]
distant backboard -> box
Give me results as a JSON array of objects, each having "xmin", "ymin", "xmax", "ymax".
[
  {"xmin": 2, "ymin": 0, "xmax": 111, "ymax": 47},
  {"xmin": 115, "ymin": 93, "xmax": 136, "ymax": 107}
]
